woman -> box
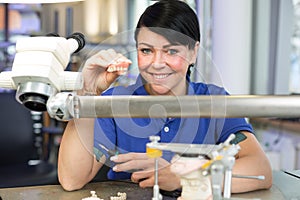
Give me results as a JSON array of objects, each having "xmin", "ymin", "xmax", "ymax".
[{"xmin": 58, "ymin": 0, "xmax": 272, "ymax": 194}]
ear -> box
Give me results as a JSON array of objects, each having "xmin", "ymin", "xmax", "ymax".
[{"xmin": 190, "ymin": 41, "xmax": 200, "ymax": 64}]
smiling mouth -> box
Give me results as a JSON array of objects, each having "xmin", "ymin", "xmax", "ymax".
[{"xmin": 150, "ymin": 73, "xmax": 172, "ymax": 79}]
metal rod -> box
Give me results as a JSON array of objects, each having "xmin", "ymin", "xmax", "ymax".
[
  {"xmin": 232, "ymin": 174, "xmax": 265, "ymax": 180},
  {"xmin": 211, "ymin": 163, "xmax": 224, "ymax": 200},
  {"xmin": 153, "ymin": 158, "xmax": 160, "ymax": 200},
  {"xmin": 154, "ymin": 158, "xmax": 158, "ymax": 186},
  {"xmin": 223, "ymin": 170, "xmax": 232, "ymax": 199},
  {"xmin": 77, "ymin": 95, "xmax": 300, "ymax": 118}
]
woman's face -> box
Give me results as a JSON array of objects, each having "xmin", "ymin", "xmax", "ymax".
[{"xmin": 136, "ymin": 27, "xmax": 198, "ymax": 96}]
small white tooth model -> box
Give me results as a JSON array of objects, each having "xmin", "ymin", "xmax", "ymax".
[
  {"xmin": 81, "ymin": 191, "xmax": 127, "ymax": 200},
  {"xmin": 81, "ymin": 191, "xmax": 103, "ymax": 200}
]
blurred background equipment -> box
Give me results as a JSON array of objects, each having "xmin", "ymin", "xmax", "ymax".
[{"xmin": 0, "ymin": 90, "xmax": 58, "ymax": 188}]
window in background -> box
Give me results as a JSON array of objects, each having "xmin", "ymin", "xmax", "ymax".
[{"xmin": 290, "ymin": 0, "xmax": 300, "ymax": 94}]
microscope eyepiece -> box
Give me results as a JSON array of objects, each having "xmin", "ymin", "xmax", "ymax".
[{"xmin": 67, "ymin": 32, "xmax": 85, "ymax": 53}]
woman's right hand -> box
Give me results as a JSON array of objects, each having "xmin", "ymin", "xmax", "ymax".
[{"xmin": 80, "ymin": 49, "xmax": 131, "ymax": 95}]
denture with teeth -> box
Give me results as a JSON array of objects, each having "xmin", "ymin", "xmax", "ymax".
[{"xmin": 107, "ymin": 58, "xmax": 132, "ymax": 75}]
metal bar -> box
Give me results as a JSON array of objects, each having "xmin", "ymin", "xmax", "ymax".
[
  {"xmin": 223, "ymin": 169, "xmax": 233, "ymax": 198},
  {"xmin": 232, "ymin": 174, "xmax": 265, "ymax": 180},
  {"xmin": 211, "ymin": 163, "xmax": 224, "ymax": 200},
  {"xmin": 77, "ymin": 95, "xmax": 300, "ymax": 118}
]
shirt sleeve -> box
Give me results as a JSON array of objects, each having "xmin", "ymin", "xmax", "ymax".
[
  {"xmin": 217, "ymin": 118, "xmax": 253, "ymax": 144},
  {"xmin": 204, "ymin": 83, "xmax": 254, "ymax": 144}
]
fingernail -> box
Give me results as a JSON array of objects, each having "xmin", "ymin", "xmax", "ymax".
[
  {"xmin": 110, "ymin": 155, "xmax": 118, "ymax": 161},
  {"xmin": 113, "ymin": 166, "xmax": 118, "ymax": 171}
]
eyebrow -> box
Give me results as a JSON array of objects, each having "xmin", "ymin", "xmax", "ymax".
[{"xmin": 138, "ymin": 42, "xmax": 181, "ymax": 49}]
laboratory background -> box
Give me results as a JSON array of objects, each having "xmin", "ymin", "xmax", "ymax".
[{"xmin": 0, "ymin": 0, "xmax": 300, "ymax": 196}]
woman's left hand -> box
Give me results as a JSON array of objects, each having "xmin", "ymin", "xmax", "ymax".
[{"xmin": 110, "ymin": 152, "xmax": 181, "ymax": 191}]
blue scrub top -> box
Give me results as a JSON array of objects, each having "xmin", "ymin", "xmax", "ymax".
[{"xmin": 94, "ymin": 75, "xmax": 253, "ymax": 180}]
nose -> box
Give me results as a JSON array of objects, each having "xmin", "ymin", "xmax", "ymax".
[{"xmin": 152, "ymin": 49, "xmax": 165, "ymax": 68}]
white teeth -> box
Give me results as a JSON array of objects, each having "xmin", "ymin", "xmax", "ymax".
[
  {"xmin": 153, "ymin": 74, "xmax": 168, "ymax": 79},
  {"xmin": 107, "ymin": 58, "xmax": 131, "ymax": 73},
  {"xmin": 107, "ymin": 65, "xmax": 116, "ymax": 72},
  {"xmin": 107, "ymin": 65, "xmax": 128, "ymax": 73}
]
